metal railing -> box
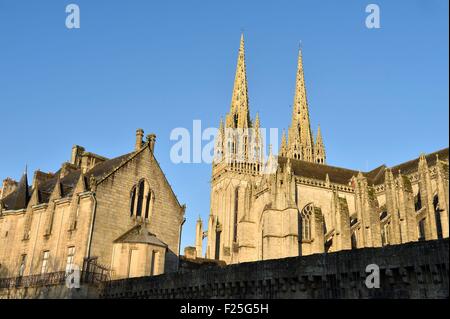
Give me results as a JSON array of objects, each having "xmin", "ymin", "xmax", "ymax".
[
  {"xmin": 0, "ymin": 271, "xmax": 66, "ymax": 289},
  {"xmin": 0, "ymin": 270, "xmax": 109, "ymax": 289}
]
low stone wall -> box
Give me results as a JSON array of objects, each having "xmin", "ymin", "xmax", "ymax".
[{"xmin": 101, "ymin": 239, "xmax": 449, "ymax": 299}]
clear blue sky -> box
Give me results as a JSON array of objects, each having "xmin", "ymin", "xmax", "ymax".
[{"xmin": 0, "ymin": 0, "xmax": 448, "ymax": 252}]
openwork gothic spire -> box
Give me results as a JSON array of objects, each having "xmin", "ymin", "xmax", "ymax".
[
  {"xmin": 226, "ymin": 34, "xmax": 251, "ymax": 129},
  {"xmin": 287, "ymin": 47, "xmax": 322, "ymax": 163},
  {"xmin": 213, "ymin": 35, "xmax": 262, "ymax": 176}
]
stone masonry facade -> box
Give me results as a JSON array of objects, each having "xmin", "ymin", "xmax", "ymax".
[
  {"xmin": 0, "ymin": 34, "xmax": 448, "ymax": 299},
  {"xmin": 191, "ymin": 35, "xmax": 449, "ymax": 265},
  {"xmin": 0, "ymin": 129, "xmax": 185, "ymax": 295}
]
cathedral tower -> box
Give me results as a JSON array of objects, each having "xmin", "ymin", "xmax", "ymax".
[
  {"xmin": 191, "ymin": 36, "xmax": 448, "ymax": 267},
  {"xmin": 207, "ymin": 34, "xmax": 263, "ymax": 264}
]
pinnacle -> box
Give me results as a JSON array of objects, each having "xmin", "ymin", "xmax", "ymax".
[{"xmin": 228, "ymin": 34, "xmax": 250, "ymax": 128}]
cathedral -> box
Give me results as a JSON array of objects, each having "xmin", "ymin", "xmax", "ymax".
[
  {"xmin": 192, "ymin": 35, "xmax": 449, "ymax": 264},
  {"xmin": 0, "ymin": 34, "xmax": 448, "ymax": 299}
]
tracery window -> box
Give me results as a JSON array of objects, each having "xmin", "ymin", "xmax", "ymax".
[
  {"xmin": 300, "ymin": 203, "xmax": 313, "ymax": 241},
  {"xmin": 129, "ymin": 179, "xmax": 154, "ymax": 220}
]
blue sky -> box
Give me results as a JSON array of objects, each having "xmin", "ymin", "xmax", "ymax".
[{"xmin": 0, "ymin": 0, "xmax": 448, "ymax": 251}]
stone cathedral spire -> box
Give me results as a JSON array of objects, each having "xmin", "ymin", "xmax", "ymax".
[
  {"xmin": 315, "ymin": 125, "xmax": 326, "ymax": 164},
  {"xmin": 287, "ymin": 47, "xmax": 320, "ymax": 163},
  {"xmin": 214, "ymin": 34, "xmax": 262, "ymax": 168},
  {"xmin": 279, "ymin": 129, "xmax": 287, "ymax": 157},
  {"xmin": 226, "ymin": 34, "xmax": 251, "ymax": 129}
]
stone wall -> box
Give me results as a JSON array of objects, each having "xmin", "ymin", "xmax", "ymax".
[
  {"xmin": 0, "ymin": 192, "xmax": 94, "ymax": 279},
  {"xmin": 101, "ymin": 239, "xmax": 449, "ymax": 299}
]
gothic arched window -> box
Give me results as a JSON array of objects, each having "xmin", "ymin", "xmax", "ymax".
[
  {"xmin": 215, "ymin": 222, "xmax": 222, "ymax": 260},
  {"xmin": 233, "ymin": 187, "xmax": 239, "ymax": 243},
  {"xmin": 433, "ymin": 194, "xmax": 443, "ymax": 239},
  {"xmin": 130, "ymin": 180, "xmax": 154, "ymax": 220},
  {"xmin": 414, "ymin": 192, "xmax": 422, "ymax": 211},
  {"xmin": 130, "ymin": 186, "xmax": 136, "ymax": 217},
  {"xmin": 300, "ymin": 203, "xmax": 313, "ymax": 241},
  {"xmin": 136, "ymin": 180, "xmax": 145, "ymax": 217},
  {"xmin": 145, "ymin": 191, "xmax": 152, "ymax": 220}
]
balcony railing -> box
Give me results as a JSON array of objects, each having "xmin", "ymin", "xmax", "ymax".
[{"xmin": 0, "ymin": 270, "xmax": 108, "ymax": 289}]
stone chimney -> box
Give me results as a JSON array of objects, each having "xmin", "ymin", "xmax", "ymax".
[
  {"xmin": 135, "ymin": 129, "xmax": 144, "ymax": 151},
  {"xmin": 0, "ymin": 178, "xmax": 18, "ymax": 200},
  {"xmin": 71, "ymin": 145, "xmax": 85, "ymax": 167},
  {"xmin": 146, "ymin": 134, "xmax": 156, "ymax": 153}
]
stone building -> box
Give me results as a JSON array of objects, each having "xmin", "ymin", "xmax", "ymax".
[
  {"xmin": 193, "ymin": 35, "xmax": 449, "ymax": 264},
  {"xmin": 0, "ymin": 129, "xmax": 185, "ymax": 284}
]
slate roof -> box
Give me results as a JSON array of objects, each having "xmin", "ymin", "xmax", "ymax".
[
  {"xmin": 279, "ymin": 147, "xmax": 448, "ymax": 186},
  {"xmin": 1, "ymin": 152, "xmax": 134, "ymax": 212},
  {"xmin": 2, "ymin": 172, "xmax": 30, "ymax": 211},
  {"xmin": 113, "ymin": 224, "xmax": 168, "ymax": 248},
  {"xmin": 391, "ymin": 148, "xmax": 448, "ymax": 177},
  {"xmin": 279, "ymin": 157, "xmax": 360, "ymax": 185}
]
